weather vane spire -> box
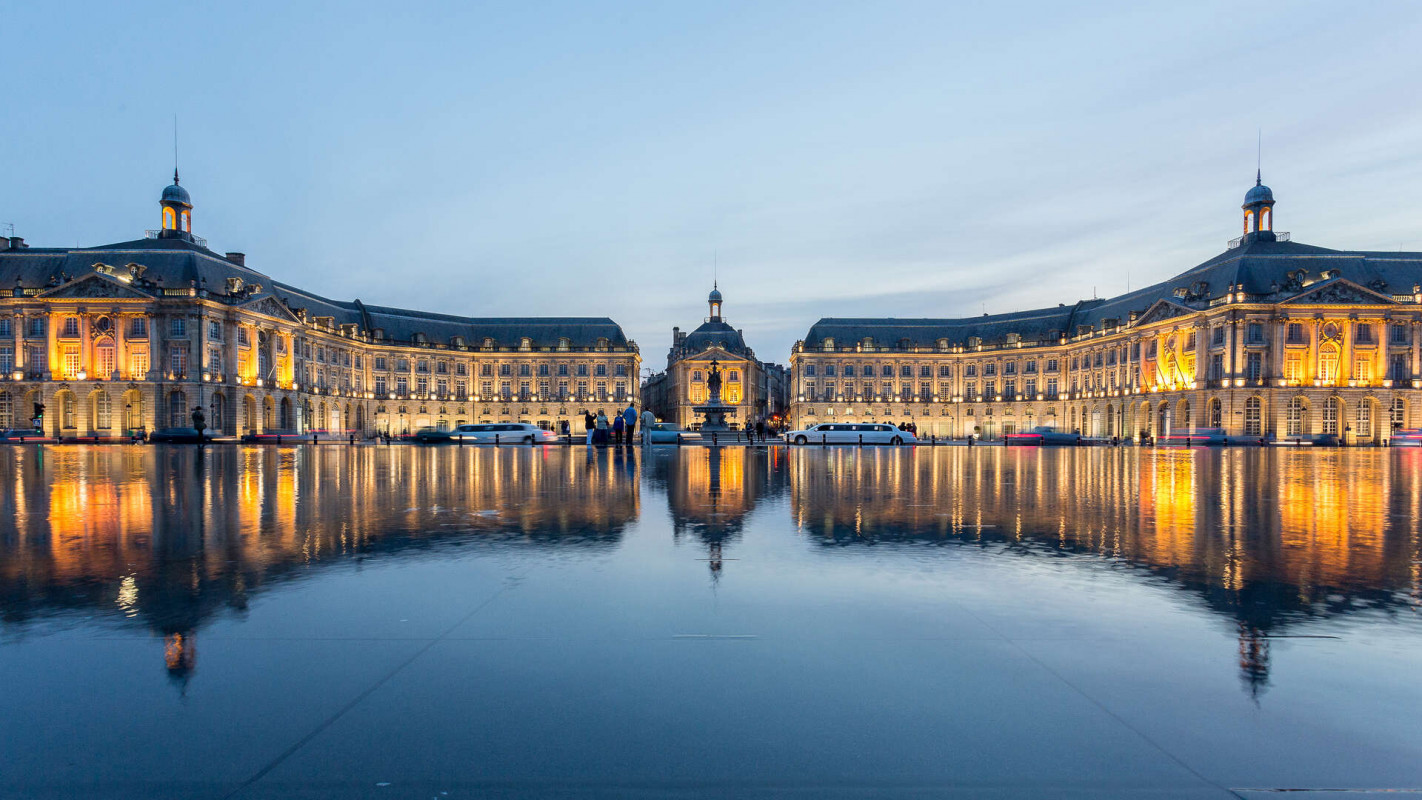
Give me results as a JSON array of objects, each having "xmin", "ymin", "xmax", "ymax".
[
  {"xmin": 173, "ymin": 115, "xmax": 180, "ymax": 184},
  {"xmin": 1256, "ymin": 127, "xmax": 1261, "ymax": 185}
]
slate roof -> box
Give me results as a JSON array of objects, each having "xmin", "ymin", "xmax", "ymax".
[
  {"xmin": 679, "ymin": 320, "xmax": 750, "ymax": 355},
  {"xmin": 804, "ymin": 235, "xmax": 1422, "ymax": 349},
  {"xmin": 0, "ymin": 236, "xmax": 632, "ymax": 349}
]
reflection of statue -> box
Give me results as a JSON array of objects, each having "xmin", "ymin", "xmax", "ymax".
[
  {"xmin": 165, "ymin": 632, "xmax": 196, "ymax": 693},
  {"xmin": 707, "ymin": 359, "xmax": 723, "ymax": 403},
  {"xmin": 1237, "ymin": 622, "xmax": 1270, "ymax": 702},
  {"xmin": 191, "ymin": 406, "xmax": 206, "ymax": 440}
]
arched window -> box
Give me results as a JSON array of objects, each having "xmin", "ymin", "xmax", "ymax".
[
  {"xmin": 1207, "ymin": 398, "xmax": 1222, "ymax": 429},
  {"xmin": 1243, "ymin": 209, "xmax": 1254, "ymax": 234},
  {"xmin": 0, "ymin": 392, "xmax": 11, "ymax": 428},
  {"xmin": 169, "ymin": 390, "xmax": 187, "ymax": 428},
  {"xmin": 1322, "ymin": 397, "xmax": 1342, "ymax": 435},
  {"xmin": 1178, "ymin": 399, "xmax": 1191, "ymax": 431},
  {"xmin": 1244, "ymin": 396, "xmax": 1263, "ymax": 436},
  {"xmin": 1157, "ymin": 402, "xmax": 1170, "ymax": 437},
  {"xmin": 1319, "ymin": 347, "xmax": 1339, "ymax": 384},
  {"xmin": 163, "ymin": 207, "xmax": 176, "ymax": 230},
  {"xmin": 1356, "ymin": 401, "xmax": 1373, "ymax": 442},
  {"xmin": 180, "ymin": 210, "xmax": 191, "ymax": 231},
  {"xmin": 94, "ymin": 338, "xmax": 116, "ymax": 379},
  {"xmin": 93, "ymin": 392, "xmax": 111, "ymax": 430},
  {"xmin": 1391, "ymin": 397, "xmax": 1407, "ymax": 433},
  {"xmin": 1261, "ymin": 208, "xmax": 1271, "ymax": 230},
  {"xmin": 211, "ymin": 394, "xmax": 225, "ymax": 433},
  {"xmin": 1285, "ymin": 397, "xmax": 1307, "ymax": 436}
]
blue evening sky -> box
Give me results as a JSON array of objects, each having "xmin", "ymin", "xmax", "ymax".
[{"xmin": 4, "ymin": 1, "xmax": 1421, "ymax": 364}]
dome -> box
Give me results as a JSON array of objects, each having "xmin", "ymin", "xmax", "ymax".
[
  {"xmin": 162, "ymin": 170, "xmax": 191, "ymax": 207},
  {"xmin": 708, "ymin": 286, "xmax": 723, "ymax": 304},
  {"xmin": 1243, "ymin": 177, "xmax": 1273, "ymax": 207}
]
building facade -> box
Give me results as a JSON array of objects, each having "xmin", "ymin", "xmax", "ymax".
[
  {"xmin": 641, "ymin": 286, "xmax": 789, "ymax": 429},
  {"xmin": 0, "ymin": 175, "xmax": 640, "ymax": 439},
  {"xmin": 789, "ymin": 177, "xmax": 1422, "ymax": 443}
]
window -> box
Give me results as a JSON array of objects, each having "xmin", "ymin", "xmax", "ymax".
[
  {"xmin": 168, "ymin": 391, "xmax": 187, "ymax": 428},
  {"xmin": 0, "ymin": 346, "xmax": 10, "ymax": 374},
  {"xmin": 1247, "ymin": 322, "xmax": 1265, "ymax": 344},
  {"xmin": 96, "ymin": 341, "xmax": 116, "ymax": 378},
  {"xmin": 1356, "ymin": 323, "xmax": 1374, "ymax": 344},
  {"xmin": 826, "ymin": 364, "xmax": 837, "ymax": 377},
  {"xmin": 1245, "ymin": 352, "xmax": 1263, "ymax": 381},
  {"xmin": 1025, "ymin": 378, "xmax": 1036, "ymax": 397},
  {"xmin": 62, "ymin": 393, "xmax": 76, "ymax": 429},
  {"xmin": 518, "ymin": 364, "xmax": 531, "ymax": 377},
  {"xmin": 964, "ymin": 382, "xmax": 977, "ymax": 401},
  {"xmin": 576, "ymin": 364, "xmax": 588, "ymax": 377},
  {"xmin": 1285, "ymin": 354, "xmax": 1302, "ymax": 383},
  {"xmin": 938, "ymin": 365, "xmax": 952, "ymax": 378},
  {"xmin": 396, "ymin": 377, "xmax": 409, "ymax": 395},
  {"xmin": 881, "ymin": 364, "xmax": 893, "ymax": 377},
  {"xmin": 170, "ymin": 318, "xmax": 186, "ymax": 337},
  {"xmin": 1212, "ymin": 327, "xmax": 1225, "ymax": 346},
  {"xmin": 0, "ymin": 392, "xmax": 10, "ymax": 428},
  {"xmin": 94, "ymin": 393, "xmax": 111, "ymax": 430},
  {"xmin": 28, "ymin": 318, "xmax": 46, "ymax": 337},
  {"xmin": 1390, "ymin": 324, "xmax": 1409, "ymax": 345},
  {"xmin": 375, "ymin": 376, "xmax": 387, "ymax": 395},
  {"xmin": 375, "ymin": 356, "xmax": 387, "ymax": 371},
  {"xmin": 1391, "ymin": 398, "xmax": 1406, "ymax": 432},
  {"xmin": 1285, "ymin": 397, "xmax": 1306, "ymax": 437},
  {"xmin": 63, "ymin": 346, "xmax": 80, "ymax": 378},
  {"xmin": 1287, "ymin": 322, "xmax": 1306, "ymax": 344},
  {"xmin": 1390, "ymin": 354, "xmax": 1408, "ymax": 381},
  {"xmin": 984, "ymin": 363, "xmax": 997, "ymax": 376},
  {"xmin": 1209, "ymin": 354, "xmax": 1224, "ymax": 381},
  {"xmin": 208, "ymin": 321, "xmax": 222, "ymax": 340},
  {"xmin": 1208, "ymin": 399, "xmax": 1222, "ymax": 429},
  {"xmin": 804, "ymin": 364, "xmax": 817, "ymax": 377},
  {"xmin": 419, "ymin": 360, "xmax": 431, "ymax": 374},
  {"xmin": 238, "ymin": 327, "xmax": 250, "ymax": 346},
  {"xmin": 1319, "ymin": 350, "xmax": 1339, "ymax": 383},
  {"xmin": 436, "ymin": 361, "xmax": 448, "ymax": 374},
  {"xmin": 538, "ymin": 364, "xmax": 550, "ymax": 377},
  {"xmin": 919, "ymin": 365, "xmax": 931, "ymax": 378},
  {"xmin": 1243, "ymin": 397, "xmax": 1262, "ymax": 436},
  {"xmin": 129, "ymin": 347, "xmax": 148, "ymax": 379},
  {"xmin": 1322, "ymin": 397, "xmax": 1341, "ymax": 435},
  {"xmin": 1046, "ymin": 378, "xmax": 1058, "ymax": 399},
  {"xmin": 1353, "ymin": 358, "xmax": 1372, "ymax": 383},
  {"xmin": 1046, "ymin": 359, "xmax": 1059, "ymax": 372},
  {"xmin": 965, "ymin": 364, "xmax": 977, "ymax": 377},
  {"xmin": 900, "ymin": 365, "xmax": 912, "ymax": 378},
  {"xmin": 63, "ymin": 317, "xmax": 80, "ymax": 337},
  {"xmin": 0, "ymin": 319, "xmax": 8, "ymax": 337}
]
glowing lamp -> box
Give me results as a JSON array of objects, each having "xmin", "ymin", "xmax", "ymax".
[
  {"xmin": 11, "ymin": 371, "xmax": 22, "ymax": 381},
  {"xmin": 76, "ymin": 370, "xmax": 87, "ymax": 381}
]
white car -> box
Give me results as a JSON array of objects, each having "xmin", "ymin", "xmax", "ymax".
[
  {"xmin": 440, "ymin": 423, "xmax": 559, "ymax": 444},
  {"xmin": 784, "ymin": 423, "xmax": 917, "ymax": 446},
  {"xmin": 646, "ymin": 422, "xmax": 701, "ymax": 444}
]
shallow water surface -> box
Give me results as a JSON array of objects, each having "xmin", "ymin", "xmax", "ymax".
[{"xmin": 1, "ymin": 445, "xmax": 1420, "ymax": 799}]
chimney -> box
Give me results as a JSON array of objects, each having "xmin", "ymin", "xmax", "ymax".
[{"xmin": 226, "ymin": 252, "xmax": 246, "ymax": 266}]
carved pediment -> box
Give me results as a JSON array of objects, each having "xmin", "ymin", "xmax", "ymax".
[
  {"xmin": 239, "ymin": 294, "xmax": 301, "ymax": 321},
  {"xmin": 1134, "ymin": 299, "xmax": 1196, "ymax": 326},
  {"xmin": 1282, "ymin": 278, "xmax": 1395, "ymax": 306},
  {"xmin": 36, "ymin": 273, "xmax": 154, "ymax": 300}
]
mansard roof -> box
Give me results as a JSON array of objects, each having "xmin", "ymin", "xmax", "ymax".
[
  {"xmin": 803, "ymin": 237, "xmax": 1422, "ymax": 351},
  {"xmin": 0, "ymin": 236, "xmax": 632, "ymax": 349}
]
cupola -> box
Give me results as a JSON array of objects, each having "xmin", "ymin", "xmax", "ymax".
[
  {"xmin": 159, "ymin": 170, "xmax": 194, "ymax": 240},
  {"xmin": 708, "ymin": 282, "xmax": 723, "ymax": 322},
  {"xmin": 1241, "ymin": 171, "xmax": 1276, "ymax": 242}
]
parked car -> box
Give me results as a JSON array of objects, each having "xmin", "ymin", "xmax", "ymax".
[
  {"xmin": 0, "ymin": 429, "xmax": 55, "ymax": 443},
  {"xmin": 646, "ymin": 422, "xmax": 701, "ymax": 444},
  {"xmin": 784, "ymin": 423, "xmax": 916, "ymax": 446},
  {"xmin": 147, "ymin": 427, "xmax": 209, "ymax": 443},
  {"xmin": 430, "ymin": 423, "xmax": 559, "ymax": 444}
]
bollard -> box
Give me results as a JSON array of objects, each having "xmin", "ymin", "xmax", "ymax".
[
  {"xmin": 712, "ymin": 432, "xmax": 717, "ymax": 447},
  {"xmin": 313, "ymin": 433, "xmax": 318, "ymax": 445},
  {"xmin": 821, "ymin": 433, "xmax": 826, "ymax": 447},
  {"xmin": 277, "ymin": 434, "xmax": 282, "ymax": 445},
  {"xmin": 495, "ymin": 433, "xmax": 500, "ymax": 447},
  {"xmin": 858, "ymin": 433, "xmax": 863, "ymax": 447},
  {"xmin": 529, "ymin": 434, "xmax": 535, "ymax": 447},
  {"xmin": 458, "ymin": 435, "xmax": 464, "ymax": 446},
  {"xmin": 349, "ymin": 433, "xmax": 355, "ymax": 446},
  {"xmin": 677, "ymin": 433, "xmax": 682, "ymax": 446}
]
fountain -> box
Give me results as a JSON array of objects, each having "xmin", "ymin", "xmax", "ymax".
[{"xmin": 692, "ymin": 358, "xmax": 733, "ymax": 433}]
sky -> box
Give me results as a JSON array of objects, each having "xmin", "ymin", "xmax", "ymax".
[{"xmin": 4, "ymin": 1, "xmax": 1422, "ymax": 365}]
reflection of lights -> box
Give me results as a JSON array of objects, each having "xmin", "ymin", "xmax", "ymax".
[{"xmin": 116, "ymin": 575, "xmax": 139, "ymax": 617}]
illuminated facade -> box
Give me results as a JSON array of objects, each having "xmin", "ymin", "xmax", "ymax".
[
  {"xmin": 789, "ymin": 177, "xmax": 1422, "ymax": 442},
  {"xmin": 0, "ymin": 175, "xmax": 641, "ymax": 437},
  {"xmin": 641, "ymin": 285, "xmax": 789, "ymax": 429}
]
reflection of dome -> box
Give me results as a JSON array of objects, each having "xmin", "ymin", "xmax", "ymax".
[
  {"xmin": 1243, "ymin": 178, "xmax": 1273, "ymax": 206},
  {"xmin": 162, "ymin": 180, "xmax": 191, "ymax": 207}
]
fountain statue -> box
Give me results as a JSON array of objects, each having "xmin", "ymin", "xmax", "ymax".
[{"xmin": 693, "ymin": 358, "xmax": 733, "ymax": 432}]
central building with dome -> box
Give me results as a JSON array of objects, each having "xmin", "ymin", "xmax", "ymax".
[{"xmin": 640, "ymin": 286, "xmax": 789, "ymax": 430}]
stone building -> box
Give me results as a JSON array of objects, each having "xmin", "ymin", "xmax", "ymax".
[
  {"xmin": 789, "ymin": 177, "xmax": 1422, "ymax": 443},
  {"xmin": 0, "ymin": 174, "xmax": 640, "ymax": 438},
  {"xmin": 641, "ymin": 285, "xmax": 788, "ymax": 430}
]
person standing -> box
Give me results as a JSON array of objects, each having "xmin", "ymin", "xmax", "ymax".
[
  {"xmin": 622, "ymin": 403, "xmax": 638, "ymax": 446},
  {"xmin": 595, "ymin": 409, "xmax": 610, "ymax": 446},
  {"xmin": 584, "ymin": 409, "xmax": 595, "ymax": 445},
  {"xmin": 640, "ymin": 407, "xmax": 656, "ymax": 445},
  {"xmin": 611, "ymin": 412, "xmax": 625, "ymax": 445},
  {"xmin": 755, "ymin": 418, "xmax": 766, "ymax": 443}
]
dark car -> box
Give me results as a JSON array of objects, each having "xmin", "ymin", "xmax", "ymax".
[
  {"xmin": 0, "ymin": 429, "xmax": 56, "ymax": 444},
  {"xmin": 147, "ymin": 427, "xmax": 210, "ymax": 443}
]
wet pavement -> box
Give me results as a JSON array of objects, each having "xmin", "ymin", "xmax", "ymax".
[{"xmin": 1, "ymin": 445, "xmax": 1420, "ymax": 798}]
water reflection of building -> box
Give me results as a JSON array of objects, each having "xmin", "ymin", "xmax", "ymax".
[
  {"xmin": 790, "ymin": 447, "xmax": 1422, "ymax": 697},
  {"xmin": 648, "ymin": 446, "xmax": 788, "ymax": 579},
  {"xmin": 0, "ymin": 446, "xmax": 640, "ymax": 681}
]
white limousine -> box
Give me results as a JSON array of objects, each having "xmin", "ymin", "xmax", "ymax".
[{"xmin": 783, "ymin": 423, "xmax": 918, "ymax": 446}]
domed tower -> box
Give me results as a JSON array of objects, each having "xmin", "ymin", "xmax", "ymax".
[
  {"xmin": 1241, "ymin": 171, "xmax": 1276, "ymax": 242},
  {"xmin": 708, "ymin": 282, "xmax": 723, "ymax": 322},
  {"xmin": 159, "ymin": 170, "xmax": 194, "ymax": 240}
]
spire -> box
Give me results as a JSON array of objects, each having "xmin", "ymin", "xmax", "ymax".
[{"xmin": 174, "ymin": 168, "xmax": 180, "ymax": 186}]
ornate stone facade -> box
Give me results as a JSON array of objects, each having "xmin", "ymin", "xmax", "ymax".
[
  {"xmin": 641, "ymin": 286, "xmax": 789, "ymax": 430},
  {"xmin": 789, "ymin": 179, "xmax": 1422, "ymax": 443},
  {"xmin": 0, "ymin": 177, "xmax": 640, "ymax": 438}
]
